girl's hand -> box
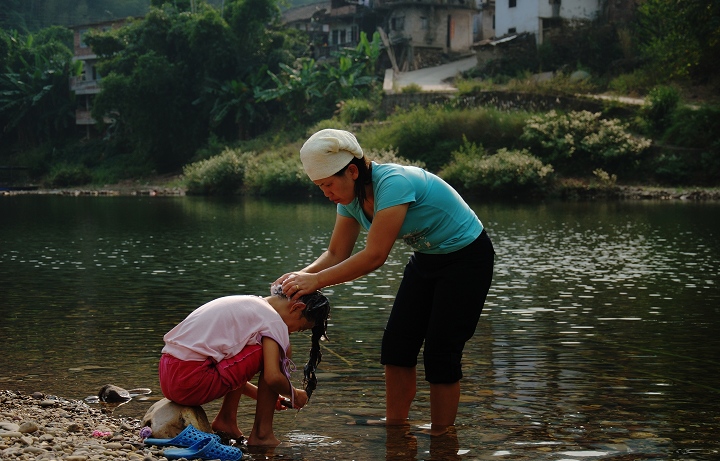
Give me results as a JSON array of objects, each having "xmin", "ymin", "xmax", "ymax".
[
  {"xmin": 293, "ymin": 388, "xmax": 309, "ymax": 409},
  {"xmin": 275, "ymin": 396, "xmax": 291, "ymax": 411}
]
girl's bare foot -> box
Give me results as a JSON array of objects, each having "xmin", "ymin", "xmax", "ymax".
[
  {"xmin": 211, "ymin": 422, "xmax": 244, "ymax": 443},
  {"xmin": 246, "ymin": 433, "xmax": 281, "ymax": 447}
]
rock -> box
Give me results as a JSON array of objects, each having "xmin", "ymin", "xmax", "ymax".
[
  {"xmin": 98, "ymin": 384, "xmax": 132, "ymax": 403},
  {"xmin": 67, "ymin": 423, "xmax": 83, "ymax": 432},
  {"xmin": 141, "ymin": 398, "xmax": 211, "ymax": 439},
  {"xmin": 570, "ymin": 70, "xmax": 591, "ymax": 81},
  {"xmin": 18, "ymin": 421, "xmax": 39, "ymax": 433},
  {"xmin": 0, "ymin": 421, "xmax": 20, "ymax": 432}
]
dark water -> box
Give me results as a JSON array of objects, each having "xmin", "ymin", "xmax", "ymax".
[{"xmin": 1, "ymin": 195, "xmax": 719, "ymax": 460}]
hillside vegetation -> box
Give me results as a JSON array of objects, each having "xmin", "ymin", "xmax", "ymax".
[{"xmin": 1, "ymin": 0, "xmax": 718, "ymax": 198}]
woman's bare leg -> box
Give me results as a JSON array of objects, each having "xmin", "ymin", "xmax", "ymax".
[
  {"xmin": 385, "ymin": 365, "xmax": 416, "ymax": 424},
  {"xmin": 428, "ymin": 381, "xmax": 460, "ymax": 436}
]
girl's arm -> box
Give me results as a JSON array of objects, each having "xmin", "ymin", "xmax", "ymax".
[
  {"xmin": 261, "ymin": 336, "xmax": 308, "ymax": 409},
  {"xmin": 282, "ymin": 203, "xmax": 409, "ymax": 297}
]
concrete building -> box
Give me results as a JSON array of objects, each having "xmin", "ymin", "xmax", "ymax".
[
  {"xmin": 69, "ymin": 19, "xmax": 132, "ymax": 136},
  {"xmin": 494, "ymin": 0, "xmax": 600, "ymax": 44},
  {"xmin": 283, "ymin": 0, "xmax": 480, "ymax": 70}
]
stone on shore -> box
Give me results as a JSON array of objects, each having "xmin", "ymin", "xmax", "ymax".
[
  {"xmin": 1, "ymin": 389, "xmax": 170, "ymax": 460},
  {"xmin": 141, "ymin": 398, "xmax": 211, "ymax": 439}
]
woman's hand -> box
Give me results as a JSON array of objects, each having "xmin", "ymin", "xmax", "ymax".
[{"xmin": 281, "ymin": 272, "xmax": 320, "ymax": 300}]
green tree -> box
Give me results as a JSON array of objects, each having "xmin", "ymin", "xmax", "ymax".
[
  {"xmin": 0, "ymin": 27, "xmax": 78, "ymax": 152},
  {"xmin": 636, "ymin": 0, "xmax": 720, "ymax": 81},
  {"xmin": 87, "ymin": 0, "xmax": 290, "ymax": 172},
  {"xmin": 258, "ymin": 31, "xmax": 380, "ymax": 124}
]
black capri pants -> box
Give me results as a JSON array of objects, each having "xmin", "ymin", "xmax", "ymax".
[{"xmin": 381, "ymin": 230, "xmax": 494, "ymax": 384}]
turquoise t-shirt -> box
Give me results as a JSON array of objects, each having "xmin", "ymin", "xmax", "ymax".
[{"xmin": 337, "ymin": 162, "xmax": 483, "ymax": 254}]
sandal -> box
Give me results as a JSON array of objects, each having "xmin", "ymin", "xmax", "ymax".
[
  {"xmin": 163, "ymin": 437, "xmax": 244, "ymax": 461},
  {"xmin": 144, "ymin": 424, "xmax": 219, "ymax": 447}
]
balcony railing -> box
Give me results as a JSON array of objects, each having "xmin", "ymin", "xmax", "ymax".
[
  {"xmin": 69, "ymin": 76, "xmax": 101, "ymax": 95},
  {"xmin": 374, "ymin": 0, "xmax": 477, "ymax": 9}
]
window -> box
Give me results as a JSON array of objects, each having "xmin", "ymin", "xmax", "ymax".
[
  {"xmin": 509, "ymin": 0, "xmax": 516, "ymax": 7},
  {"xmin": 421, "ymin": 16, "xmax": 428, "ymax": 30},
  {"xmin": 79, "ymin": 29, "xmax": 89, "ymax": 48},
  {"xmin": 391, "ymin": 16, "xmax": 405, "ymax": 32},
  {"xmin": 508, "ymin": 27, "xmax": 516, "ymax": 34}
]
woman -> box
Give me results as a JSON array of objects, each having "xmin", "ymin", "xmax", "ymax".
[{"xmin": 276, "ymin": 129, "xmax": 494, "ymax": 435}]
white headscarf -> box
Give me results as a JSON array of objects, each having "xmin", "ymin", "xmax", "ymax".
[{"xmin": 299, "ymin": 129, "xmax": 364, "ymax": 181}]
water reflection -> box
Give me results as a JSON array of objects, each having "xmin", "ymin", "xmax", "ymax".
[{"xmin": 1, "ymin": 196, "xmax": 719, "ymax": 460}]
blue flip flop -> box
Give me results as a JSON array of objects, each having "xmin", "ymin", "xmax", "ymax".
[
  {"xmin": 144, "ymin": 424, "xmax": 219, "ymax": 447},
  {"xmin": 163, "ymin": 437, "xmax": 244, "ymax": 461}
]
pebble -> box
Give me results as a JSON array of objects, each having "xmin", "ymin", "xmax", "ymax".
[{"xmin": 0, "ymin": 390, "xmax": 167, "ymax": 461}]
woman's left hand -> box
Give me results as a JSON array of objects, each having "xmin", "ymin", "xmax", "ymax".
[{"xmin": 281, "ymin": 272, "xmax": 320, "ymax": 300}]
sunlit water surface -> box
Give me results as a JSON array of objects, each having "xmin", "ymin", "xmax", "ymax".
[{"xmin": 1, "ymin": 196, "xmax": 719, "ymax": 460}]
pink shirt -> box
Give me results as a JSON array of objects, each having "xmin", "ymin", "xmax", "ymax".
[{"xmin": 162, "ymin": 295, "xmax": 291, "ymax": 366}]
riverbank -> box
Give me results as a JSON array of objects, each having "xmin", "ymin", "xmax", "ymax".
[
  {"xmin": 1, "ymin": 169, "xmax": 719, "ymax": 201},
  {"xmin": 3, "ymin": 182, "xmax": 719, "ymax": 201},
  {"xmin": 0, "ymin": 389, "xmax": 172, "ymax": 460}
]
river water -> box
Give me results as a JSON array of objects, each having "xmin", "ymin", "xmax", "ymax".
[{"xmin": 1, "ymin": 195, "xmax": 719, "ymax": 460}]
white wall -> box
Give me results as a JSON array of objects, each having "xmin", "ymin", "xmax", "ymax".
[{"xmin": 495, "ymin": 0, "xmax": 599, "ymax": 40}]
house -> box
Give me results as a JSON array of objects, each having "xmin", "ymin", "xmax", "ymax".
[
  {"xmin": 69, "ymin": 18, "xmax": 132, "ymax": 136},
  {"xmin": 494, "ymin": 0, "xmax": 600, "ymax": 45},
  {"xmin": 282, "ymin": 0, "xmax": 480, "ymax": 71}
]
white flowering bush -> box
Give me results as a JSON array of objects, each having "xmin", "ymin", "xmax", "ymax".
[
  {"xmin": 367, "ymin": 148, "xmax": 426, "ymax": 169},
  {"xmin": 440, "ymin": 139, "xmax": 554, "ymax": 194},
  {"xmin": 520, "ymin": 110, "xmax": 652, "ymax": 175}
]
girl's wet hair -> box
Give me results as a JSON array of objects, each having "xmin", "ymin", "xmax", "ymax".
[
  {"xmin": 271, "ymin": 285, "xmax": 330, "ymax": 399},
  {"xmin": 298, "ymin": 291, "xmax": 330, "ymax": 399}
]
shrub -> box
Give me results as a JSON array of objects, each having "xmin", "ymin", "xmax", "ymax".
[
  {"xmin": 592, "ymin": 168, "xmax": 617, "ymax": 187},
  {"xmin": 46, "ymin": 164, "xmax": 92, "ymax": 187},
  {"xmin": 520, "ymin": 110, "xmax": 652, "ymax": 176},
  {"xmin": 505, "ymin": 71, "xmax": 599, "ymax": 96},
  {"xmin": 243, "ymin": 150, "xmax": 311, "ymax": 196},
  {"xmin": 182, "ymin": 148, "xmax": 248, "ymax": 195},
  {"xmin": 439, "ymin": 139, "xmax": 554, "ymax": 195},
  {"xmin": 306, "ymin": 120, "xmax": 352, "ymax": 137},
  {"xmin": 338, "ymin": 98, "xmax": 375, "ymax": 124},
  {"xmin": 641, "ymin": 85, "xmax": 680, "ymax": 135},
  {"xmin": 400, "ymin": 83, "xmax": 422, "ymax": 93},
  {"xmin": 662, "ymin": 105, "xmax": 720, "ymax": 149},
  {"xmin": 358, "ymin": 105, "xmax": 528, "ymax": 172},
  {"xmin": 608, "ymin": 69, "xmax": 660, "ymax": 96}
]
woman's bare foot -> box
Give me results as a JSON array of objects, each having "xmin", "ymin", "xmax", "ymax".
[
  {"xmin": 347, "ymin": 417, "xmax": 408, "ymax": 426},
  {"xmin": 416, "ymin": 424, "xmax": 453, "ymax": 437}
]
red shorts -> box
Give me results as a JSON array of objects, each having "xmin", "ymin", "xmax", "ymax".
[{"xmin": 158, "ymin": 344, "xmax": 263, "ymax": 406}]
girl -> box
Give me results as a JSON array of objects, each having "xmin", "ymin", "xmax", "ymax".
[{"xmin": 159, "ymin": 286, "xmax": 330, "ymax": 446}]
